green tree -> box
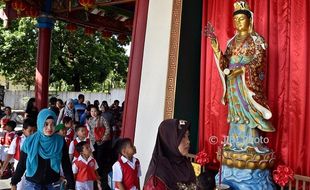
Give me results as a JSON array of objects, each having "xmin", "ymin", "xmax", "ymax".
[
  {"xmin": 51, "ymin": 21, "xmax": 128, "ymax": 91},
  {"xmin": 0, "ymin": 17, "xmax": 128, "ymax": 91},
  {"xmin": 0, "ymin": 18, "xmax": 37, "ymax": 90}
]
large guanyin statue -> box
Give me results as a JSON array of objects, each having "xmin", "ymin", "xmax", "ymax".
[
  {"xmin": 209, "ymin": 0, "xmax": 275, "ymax": 152},
  {"xmin": 207, "ymin": 1, "xmax": 276, "ymax": 189}
]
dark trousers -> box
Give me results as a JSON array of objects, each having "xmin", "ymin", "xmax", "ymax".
[{"xmin": 94, "ymin": 140, "xmax": 112, "ymax": 190}]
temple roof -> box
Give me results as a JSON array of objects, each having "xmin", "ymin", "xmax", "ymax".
[{"xmin": 3, "ymin": 0, "xmax": 135, "ymax": 35}]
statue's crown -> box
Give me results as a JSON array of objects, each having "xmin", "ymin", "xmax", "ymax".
[{"xmin": 234, "ymin": 0, "xmax": 250, "ymax": 12}]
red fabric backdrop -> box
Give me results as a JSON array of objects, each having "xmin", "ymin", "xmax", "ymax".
[{"xmin": 199, "ymin": 0, "xmax": 310, "ymax": 176}]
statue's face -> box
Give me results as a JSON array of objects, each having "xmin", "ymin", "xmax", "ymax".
[{"xmin": 233, "ymin": 14, "xmax": 250, "ymax": 33}]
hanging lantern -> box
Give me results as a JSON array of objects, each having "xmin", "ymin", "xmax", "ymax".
[
  {"xmin": 101, "ymin": 31, "xmax": 112, "ymax": 39},
  {"xmin": 11, "ymin": 0, "xmax": 27, "ymax": 15},
  {"xmin": 25, "ymin": 6, "xmax": 39, "ymax": 18},
  {"xmin": 66, "ymin": 23, "xmax": 78, "ymax": 32},
  {"xmin": 78, "ymin": 0, "xmax": 95, "ymax": 11},
  {"xmin": 84, "ymin": 27, "xmax": 94, "ymax": 36}
]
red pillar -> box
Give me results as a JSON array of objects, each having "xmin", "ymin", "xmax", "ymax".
[
  {"xmin": 35, "ymin": 15, "xmax": 54, "ymax": 110},
  {"xmin": 121, "ymin": 0, "xmax": 149, "ymax": 140}
]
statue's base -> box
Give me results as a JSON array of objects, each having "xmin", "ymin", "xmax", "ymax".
[
  {"xmin": 217, "ymin": 147, "xmax": 276, "ymax": 170},
  {"xmin": 215, "ymin": 165, "xmax": 276, "ymax": 190}
]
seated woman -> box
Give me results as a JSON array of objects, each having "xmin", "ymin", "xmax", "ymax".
[
  {"xmin": 11, "ymin": 109, "xmax": 75, "ymax": 190},
  {"xmin": 144, "ymin": 119, "xmax": 196, "ymax": 190}
]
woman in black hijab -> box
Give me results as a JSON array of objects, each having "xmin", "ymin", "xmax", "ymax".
[{"xmin": 144, "ymin": 119, "xmax": 196, "ymax": 190}]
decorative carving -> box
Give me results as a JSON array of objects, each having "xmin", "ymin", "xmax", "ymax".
[{"xmin": 164, "ymin": 0, "xmax": 183, "ymax": 119}]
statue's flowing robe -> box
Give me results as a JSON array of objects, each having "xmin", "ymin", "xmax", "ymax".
[{"xmin": 214, "ymin": 33, "xmax": 275, "ymax": 151}]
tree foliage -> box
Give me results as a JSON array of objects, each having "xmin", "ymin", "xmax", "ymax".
[
  {"xmin": 0, "ymin": 17, "xmax": 129, "ymax": 91},
  {"xmin": 0, "ymin": 18, "xmax": 37, "ymax": 89}
]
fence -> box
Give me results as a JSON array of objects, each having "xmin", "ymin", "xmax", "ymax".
[
  {"xmin": 3, "ymin": 89, "xmax": 125, "ymax": 110},
  {"xmin": 282, "ymin": 175, "xmax": 310, "ymax": 190}
]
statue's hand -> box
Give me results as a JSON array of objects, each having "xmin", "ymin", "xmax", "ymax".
[
  {"xmin": 205, "ymin": 22, "xmax": 221, "ymax": 56},
  {"xmin": 210, "ymin": 38, "xmax": 221, "ymax": 56},
  {"xmin": 210, "ymin": 38, "xmax": 221, "ymax": 59},
  {"xmin": 227, "ymin": 67, "xmax": 244, "ymax": 78}
]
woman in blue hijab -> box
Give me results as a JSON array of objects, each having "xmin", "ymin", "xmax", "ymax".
[{"xmin": 11, "ymin": 109, "xmax": 75, "ymax": 190}]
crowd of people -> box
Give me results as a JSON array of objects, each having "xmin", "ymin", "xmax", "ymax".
[
  {"xmin": 0, "ymin": 0, "xmax": 277, "ymax": 188},
  {"xmin": 0, "ymin": 94, "xmax": 128, "ymax": 190},
  {"xmin": 0, "ymin": 94, "xmax": 216, "ymax": 190}
]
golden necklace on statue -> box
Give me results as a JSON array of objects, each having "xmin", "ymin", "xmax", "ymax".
[
  {"xmin": 235, "ymin": 33, "xmax": 250, "ymax": 43},
  {"xmin": 232, "ymin": 34, "xmax": 249, "ymax": 55}
]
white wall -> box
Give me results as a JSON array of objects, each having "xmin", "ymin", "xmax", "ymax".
[
  {"xmin": 3, "ymin": 88, "xmax": 125, "ymax": 110},
  {"xmin": 134, "ymin": 0, "xmax": 174, "ymax": 184}
]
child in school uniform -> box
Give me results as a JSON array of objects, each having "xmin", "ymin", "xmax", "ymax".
[
  {"xmin": 69, "ymin": 124, "xmax": 94, "ymax": 162},
  {"xmin": 63, "ymin": 116, "xmax": 74, "ymax": 147},
  {"xmin": 56, "ymin": 124, "xmax": 67, "ymax": 137},
  {"xmin": 55, "ymin": 123, "xmax": 69, "ymax": 188},
  {"xmin": 0, "ymin": 118, "xmax": 36, "ymax": 188},
  {"xmin": 112, "ymin": 138, "xmax": 141, "ymax": 190},
  {"xmin": 72, "ymin": 141, "xmax": 101, "ymax": 190},
  {"xmin": 0, "ymin": 117, "xmax": 10, "ymax": 131},
  {"xmin": 0, "ymin": 121, "xmax": 17, "ymax": 163}
]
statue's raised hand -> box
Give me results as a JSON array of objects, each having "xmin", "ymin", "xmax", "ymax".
[
  {"xmin": 210, "ymin": 37, "xmax": 220, "ymax": 53},
  {"xmin": 205, "ymin": 21, "xmax": 216, "ymax": 39},
  {"xmin": 205, "ymin": 22, "xmax": 221, "ymax": 54}
]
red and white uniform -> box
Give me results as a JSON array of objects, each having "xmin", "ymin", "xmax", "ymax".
[
  {"xmin": 72, "ymin": 155, "xmax": 99, "ymax": 190},
  {"xmin": 7, "ymin": 135, "xmax": 26, "ymax": 190},
  {"xmin": 8, "ymin": 134, "xmax": 26, "ymax": 169},
  {"xmin": 0, "ymin": 118, "xmax": 11, "ymax": 130},
  {"xmin": 69, "ymin": 137, "xmax": 94, "ymax": 161},
  {"xmin": 65, "ymin": 128, "xmax": 75, "ymax": 147},
  {"xmin": 0, "ymin": 131, "xmax": 16, "ymax": 161},
  {"xmin": 112, "ymin": 156, "xmax": 141, "ymax": 190},
  {"xmin": 3, "ymin": 131, "xmax": 15, "ymax": 146},
  {"xmin": 1, "ymin": 113, "xmax": 23, "ymax": 127}
]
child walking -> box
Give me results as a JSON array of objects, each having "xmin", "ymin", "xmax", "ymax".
[
  {"xmin": 72, "ymin": 141, "xmax": 101, "ymax": 190},
  {"xmin": 69, "ymin": 124, "xmax": 94, "ymax": 162},
  {"xmin": 55, "ymin": 123, "xmax": 69, "ymax": 188},
  {"xmin": 112, "ymin": 138, "xmax": 141, "ymax": 190}
]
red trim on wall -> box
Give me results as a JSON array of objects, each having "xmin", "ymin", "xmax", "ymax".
[{"xmin": 121, "ymin": 0, "xmax": 149, "ymax": 141}]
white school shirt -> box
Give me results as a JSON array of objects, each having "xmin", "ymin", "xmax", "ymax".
[
  {"xmin": 112, "ymin": 156, "xmax": 141, "ymax": 190},
  {"xmin": 8, "ymin": 135, "xmax": 26, "ymax": 169},
  {"xmin": 68, "ymin": 137, "xmax": 95, "ymax": 160},
  {"xmin": 72, "ymin": 155, "xmax": 99, "ymax": 175}
]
